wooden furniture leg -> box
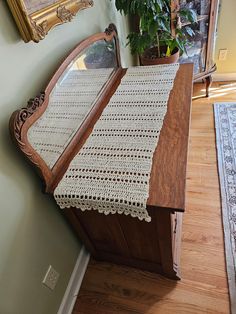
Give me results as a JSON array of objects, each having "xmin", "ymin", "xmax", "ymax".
[{"xmin": 206, "ymin": 75, "xmax": 213, "ymax": 97}]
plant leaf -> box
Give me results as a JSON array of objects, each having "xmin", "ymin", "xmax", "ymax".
[{"xmin": 184, "ymin": 26, "xmax": 195, "ymax": 37}]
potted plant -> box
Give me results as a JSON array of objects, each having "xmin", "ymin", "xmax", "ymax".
[{"xmin": 114, "ymin": 0, "xmax": 197, "ymax": 65}]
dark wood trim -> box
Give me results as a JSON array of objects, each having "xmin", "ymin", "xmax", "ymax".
[
  {"xmin": 205, "ymin": 75, "xmax": 213, "ymax": 97},
  {"xmin": 9, "ymin": 92, "xmax": 53, "ymax": 183}
]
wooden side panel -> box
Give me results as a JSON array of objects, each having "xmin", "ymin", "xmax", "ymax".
[
  {"xmin": 75, "ymin": 207, "xmax": 162, "ymax": 264},
  {"xmin": 117, "ymin": 211, "xmax": 161, "ymax": 264},
  {"xmin": 155, "ymin": 208, "xmax": 179, "ymax": 279},
  {"xmin": 75, "ymin": 209, "xmax": 130, "ymax": 256},
  {"xmin": 71, "ymin": 207, "xmax": 180, "ymax": 278},
  {"xmin": 147, "ymin": 63, "xmax": 193, "ymax": 211}
]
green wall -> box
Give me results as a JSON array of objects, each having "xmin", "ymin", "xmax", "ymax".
[
  {"xmin": 0, "ymin": 1, "xmax": 133, "ymax": 313},
  {"xmin": 215, "ymin": 0, "xmax": 236, "ymax": 73}
]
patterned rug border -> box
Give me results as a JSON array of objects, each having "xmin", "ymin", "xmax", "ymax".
[{"xmin": 214, "ymin": 102, "xmax": 236, "ymax": 314}]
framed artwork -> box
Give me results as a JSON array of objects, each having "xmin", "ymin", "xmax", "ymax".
[{"xmin": 7, "ymin": 0, "xmax": 94, "ymax": 43}]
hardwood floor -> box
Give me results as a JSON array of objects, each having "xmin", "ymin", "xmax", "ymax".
[{"xmin": 73, "ymin": 82, "xmax": 236, "ymax": 314}]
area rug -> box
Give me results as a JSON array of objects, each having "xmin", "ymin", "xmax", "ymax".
[{"xmin": 214, "ymin": 102, "xmax": 236, "ymax": 314}]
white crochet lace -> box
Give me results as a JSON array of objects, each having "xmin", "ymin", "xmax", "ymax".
[
  {"xmin": 27, "ymin": 68, "xmax": 114, "ymax": 168},
  {"xmin": 54, "ymin": 64, "xmax": 179, "ymax": 222}
]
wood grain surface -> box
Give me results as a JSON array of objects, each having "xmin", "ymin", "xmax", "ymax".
[
  {"xmin": 147, "ymin": 63, "xmax": 193, "ymax": 211},
  {"xmin": 72, "ymin": 81, "xmax": 233, "ymax": 314}
]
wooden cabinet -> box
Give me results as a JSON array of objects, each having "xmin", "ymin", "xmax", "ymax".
[
  {"xmin": 63, "ymin": 63, "xmax": 193, "ymax": 280},
  {"xmin": 178, "ymin": 0, "xmax": 220, "ymax": 96},
  {"xmin": 9, "ymin": 25, "xmax": 193, "ymax": 280}
]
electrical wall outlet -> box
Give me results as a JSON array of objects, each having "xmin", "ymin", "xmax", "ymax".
[
  {"xmin": 218, "ymin": 49, "xmax": 228, "ymax": 61},
  {"xmin": 42, "ymin": 265, "xmax": 60, "ymax": 290}
]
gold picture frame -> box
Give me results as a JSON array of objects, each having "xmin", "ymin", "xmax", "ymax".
[{"xmin": 7, "ymin": 0, "xmax": 94, "ymax": 43}]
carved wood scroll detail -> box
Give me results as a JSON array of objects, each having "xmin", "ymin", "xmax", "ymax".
[
  {"xmin": 13, "ymin": 93, "xmax": 45, "ymax": 162},
  {"xmin": 105, "ymin": 23, "xmax": 117, "ymax": 36},
  {"xmin": 11, "ymin": 92, "xmax": 54, "ymax": 187}
]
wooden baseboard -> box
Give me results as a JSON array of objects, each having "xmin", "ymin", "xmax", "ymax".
[
  {"xmin": 57, "ymin": 246, "xmax": 90, "ymax": 314},
  {"xmin": 213, "ymin": 73, "xmax": 236, "ymax": 82}
]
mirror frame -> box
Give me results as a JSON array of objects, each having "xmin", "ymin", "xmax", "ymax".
[
  {"xmin": 9, "ymin": 24, "xmax": 123, "ymax": 192},
  {"xmin": 7, "ymin": 0, "xmax": 94, "ymax": 43}
]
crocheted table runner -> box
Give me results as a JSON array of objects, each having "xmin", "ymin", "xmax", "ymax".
[
  {"xmin": 54, "ymin": 64, "xmax": 179, "ymax": 222},
  {"xmin": 28, "ymin": 68, "xmax": 114, "ymax": 168}
]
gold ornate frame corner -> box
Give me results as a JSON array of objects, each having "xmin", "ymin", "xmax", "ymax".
[{"xmin": 7, "ymin": 0, "xmax": 94, "ymax": 43}]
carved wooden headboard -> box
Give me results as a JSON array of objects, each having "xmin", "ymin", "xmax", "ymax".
[{"xmin": 9, "ymin": 24, "xmax": 123, "ymax": 193}]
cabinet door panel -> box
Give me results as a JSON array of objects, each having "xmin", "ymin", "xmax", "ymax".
[{"xmin": 179, "ymin": 0, "xmax": 211, "ymax": 75}]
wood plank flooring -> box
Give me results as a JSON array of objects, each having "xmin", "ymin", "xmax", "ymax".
[{"xmin": 73, "ymin": 82, "xmax": 236, "ymax": 314}]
